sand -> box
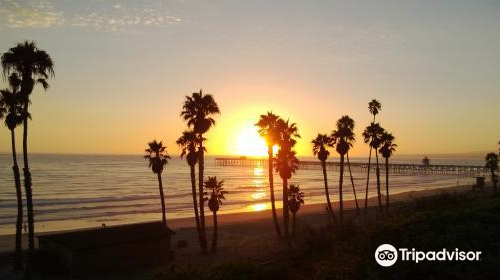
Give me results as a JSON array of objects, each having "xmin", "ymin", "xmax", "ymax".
[
  {"xmin": 0, "ymin": 183, "xmax": 479, "ymax": 280},
  {"xmin": 0, "ymin": 184, "xmax": 473, "ymax": 259}
]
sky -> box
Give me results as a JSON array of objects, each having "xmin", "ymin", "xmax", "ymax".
[{"xmin": 0, "ymin": 0, "xmax": 499, "ymax": 157}]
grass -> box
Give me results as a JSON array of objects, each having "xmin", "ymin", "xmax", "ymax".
[
  {"xmin": 151, "ymin": 191, "xmax": 500, "ymax": 280},
  {"xmin": 302, "ymin": 191, "xmax": 500, "ymax": 280}
]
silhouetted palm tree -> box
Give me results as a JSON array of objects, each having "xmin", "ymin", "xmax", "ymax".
[
  {"xmin": 346, "ymin": 154, "xmax": 360, "ymax": 213},
  {"xmin": 373, "ymin": 127, "xmax": 386, "ymax": 213},
  {"xmin": 368, "ymin": 99, "xmax": 382, "ymax": 123},
  {"xmin": 332, "ymin": 116, "xmax": 355, "ymax": 223},
  {"xmin": 363, "ymin": 122, "xmax": 384, "ymax": 213},
  {"xmin": 337, "ymin": 116, "xmax": 360, "ymax": 213},
  {"xmin": 363, "ymin": 99, "xmax": 381, "ymax": 214},
  {"xmin": 311, "ymin": 134, "xmax": 335, "ymax": 220},
  {"xmin": 177, "ymin": 130, "xmax": 204, "ymax": 250},
  {"xmin": 2, "ymin": 41, "xmax": 54, "ymax": 276},
  {"xmin": 288, "ymin": 184, "xmax": 304, "ymax": 236},
  {"xmin": 204, "ymin": 176, "xmax": 227, "ymax": 252},
  {"xmin": 275, "ymin": 119, "xmax": 300, "ymax": 242},
  {"xmin": 144, "ymin": 140, "xmax": 171, "ymax": 225},
  {"xmin": 256, "ymin": 112, "xmax": 283, "ymax": 238},
  {"xmin": 379, "ymin": 132, "xmax": 397, "ymax": 211},
  {"xmin": 0, "ymin": 73, "xmax": 24, "ymax": 270},
  {"xmin": 181, "ymin": 90, "xmax": 220, "ymax": 253},
  {"xmin": 485, "ymin": 153, "xmax": 499, "ymax": 192}
]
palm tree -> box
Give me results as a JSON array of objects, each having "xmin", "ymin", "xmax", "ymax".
[
  {"xmin": 331, "ymin": 116, "xmax": 356, "ymax": 224},
  {"xmin": 144, "ymin": 140, "xmax": 171, "ymax": 225},
  {"xmin": 363, "ymin": 123, "xmax": 384, "ymax": 213},
  {"xmin": 288, "ymin": 184, "xmax": 304, "ymax": 236},
  {"xmin": 181, "ymin": 89, "xmax": 220, "ymax": 252},
  {"xmin": 176, "ymin": 130, "xmax": 204, "ymax": 250},
  {"xmin": 204, "ymin": 176, "xmax": 227, "ymax": 252},
  {"xmin": 379, "ymin": 132, "xmax": 397, "ymax": 212},
  {"xmin": 275, "ymin": 119, "xmax": 300, "ymax": 242},
  {"xmin": 0, "ymin": 73, "xmax": 24, "ymax": 270},
  {"xmin": 363, "ymin": 99, "xmax": 381, "ymax": 214},
  {"xmin": 256, "ymin": 112, "xmax": 283, "ymax": 238},
  {"xmin": 311, "ymin": 134, "xmax": 335, "ymax": 220},
  {"xmin": 368, "ymin": 99, "xmax": 382, "ymax": 122},
  {"xmin": 2, "ymin": 41, "xmax": 54, "ymax": 275},
  {"xmin": 485, "ymin": 153, "xmax": 499, "ymax": 191},
  {"xmin": 337, "ymin": 116, "xmax": 360, "ymax": 213},
  {"xmin": 373, "ymin": 128, "xmax": 385, "ymax": 213}
]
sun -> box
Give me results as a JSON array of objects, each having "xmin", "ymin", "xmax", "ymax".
[{"xmin": 235, "ymin": 126, "xmax": 269, "ymax": 157}]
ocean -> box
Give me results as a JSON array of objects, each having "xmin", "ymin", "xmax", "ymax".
[{"xmin": 0, "ymin": 153, "xmax": 485, "ymax": 235}]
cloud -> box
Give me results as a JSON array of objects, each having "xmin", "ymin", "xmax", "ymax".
[
  {"xmin": 0, "ymin": 0, "xmax": 183, "ymax": 30},
  {"xmin": 0, "ymin": 0, "xmax": 64, "ymax": 28}
]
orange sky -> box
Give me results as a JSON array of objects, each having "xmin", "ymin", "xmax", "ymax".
[{"xmin": 0, "ymin": 1, "xmax": 499, "ymax": 156}]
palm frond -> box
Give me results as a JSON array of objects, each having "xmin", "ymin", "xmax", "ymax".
[
  {"xmin": 144, "ymin": 140, "xmax": 170, "ymax": 174},
  {"xmin": 1, "ymin": 41, "xmax": 54, "ymax": 89},
  {"xmin": 368, "ymin": 99, "xmax": 382, "ymax": 116}
]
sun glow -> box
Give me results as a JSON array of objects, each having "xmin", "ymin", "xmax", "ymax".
[{"xmin": 235, "ymin": 126, "xmax": 269, "ymax": 157}]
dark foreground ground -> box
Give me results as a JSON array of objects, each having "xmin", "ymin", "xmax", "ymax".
[
  {"xmin": 153, "ymin": 190, "xmax": 500, "ymax": 280},
  {"xmin": 2, "ymin": 187, "xmax": 499, "ymax": 280}
]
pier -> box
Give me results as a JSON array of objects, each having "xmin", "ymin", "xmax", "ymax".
[{"xmin": 214, "ymin": 157, "xmax": 487, "ymax": 176}]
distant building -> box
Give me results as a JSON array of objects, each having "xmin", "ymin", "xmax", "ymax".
[
  {"xmin": 37, "ymin": 221, "xmax": 174, "ymax": 275},
  {"xmin": 422, "ymin": 157, "xmax": 430, "ymax": 167}
]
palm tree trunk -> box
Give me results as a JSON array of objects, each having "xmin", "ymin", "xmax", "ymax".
[
  {"xmin": 190, "ymin": 164, "xmax": 202, "ymax": 250},
  {"xmin": 364, "ymin": 147, "xmax": 373, "ymax": 214},
  {"xmin": 375, "ymin": 150, "xmax": 382, "ymax": 212},
  {"xmin": 157, "ymin": 173, "xmax": 167, "ymax": 225},
  {"xmin": 11, "ymin": 129, "xmax": 23, "ymax": 271},
  {"xmin": 321, "ymin": 161, "xmax": 335, "ymax": 221},
  {"xmin": 282, "ymin": 178, "xmax": 290, "ymax": 243},
  {"xmin": 211, "ymin": 211, "xmax": 218, "ymax": 252},
  {"xmin": 491, "ymin": 170, "xmax": 497, "ymax": 192},
  {"xmin": 339, "ymin": 154, "xmax": 345, "ymax": 224},
  {"xmin": 22, "ymin": 101, "xmax": 35, "ymax": 279},
  {"xmin": 268, "ymin": 148, "xmax": 282, "ymax": 239},
  {"xmin": 346, "ymin": 152, "xmax": 359, "ymax": 213},
  {"xmin": 198, "ymin": 143, "xmax": 207, "ymax": 252},
  {"xmin": 385, "ymin": 157, "xmax": 390, "ymax": 212},
  {"xmin": 292, "ymin": 212, "xmax": 296, "ymax": 236}
]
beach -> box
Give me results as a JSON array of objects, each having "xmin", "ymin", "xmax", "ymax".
[
  {"xmin": 0, "ymin": 154, "xmax": 481, "ymax": 236},
  {"xmin": 0, "ymin": 183, "xmax": 473, "ymax": 259}
]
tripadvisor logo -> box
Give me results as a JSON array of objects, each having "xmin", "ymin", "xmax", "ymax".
[
  {"xmin": 375, "ymin": 244, "xmax": 398, "ymax": 267},
  {"xmin": 375, "ymin": 244, "xmax": 482, "ymax": 267}
]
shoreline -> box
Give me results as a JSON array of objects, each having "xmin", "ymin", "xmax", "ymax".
[
  {"xmin": 0, "ymin": 183, "xmax": 473, "ymax": 254},
  {"xmin": 0, "ymin": 179, "xmax": 470, "ymax": 235}
]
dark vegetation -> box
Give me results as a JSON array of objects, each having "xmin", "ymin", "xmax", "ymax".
[
  {"xmin": 304, "ymin": 192, "xmax": 500, "ymax": 280},
  {"xmin": 152, "ymin": 191, "xmax": 500, "ymax": 280}
]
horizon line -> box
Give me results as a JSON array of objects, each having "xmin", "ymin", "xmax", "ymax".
[{"xmin": 0, "ymin": 151, "xmax": 493, "ymax": 158}]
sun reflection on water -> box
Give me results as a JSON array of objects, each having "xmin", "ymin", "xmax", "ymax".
[
  {"xmin": 248, "ymin": 203, "xmax": 268, "ymax": 212},
  {"xmin": 253, "ymin": 166, "xmax": 263, "ymax": 176},
  {"xmin": 251, "ymin": 191, "xmax": 266, "ymax": 200},
  {"xmin": 248, "ymin": 163, "xmax": 267, "ymax": 211},
  {"xmin": 252, "ymin": 178, "xmax": 263, "ymax": 186}
]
